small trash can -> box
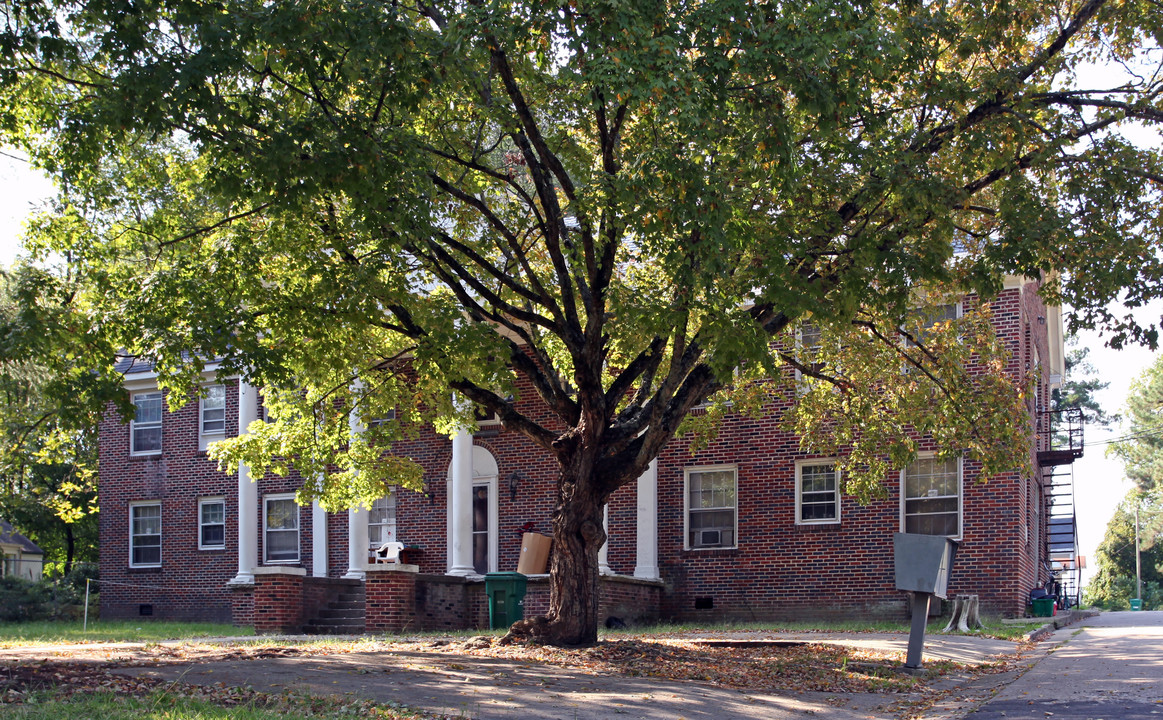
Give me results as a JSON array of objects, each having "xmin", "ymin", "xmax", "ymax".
[
  {"xmin": 1130, "ymin": 598, "xmax": 1143, "ymax": 611},
  {"xmin": 1030, "ymin": 597, "xmax": 1055, "ymax": 617},
  {"xmin": 485, "ymin": 572, "xmax": 528, "ymax": 630}
]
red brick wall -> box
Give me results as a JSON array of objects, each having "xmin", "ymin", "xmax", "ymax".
[
  {"xmin": 98, "ymin": 378, "xmax": 311, "ymax": 623},
  {"xmin": 252, "ymin": 570, "xmax": 306, "ymax": 633},
  {"xmin": 365, "ymin": 567, "xmax": 418, "ymax": 632}
]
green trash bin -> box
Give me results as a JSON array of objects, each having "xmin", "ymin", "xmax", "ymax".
[
  {"xmin": 1130, "ymin": 598, "xmax": 1143, "ymax": 611},
  {"xmin": 1031, "ymin": 597, "xmax": 1055, "ymax": 617},
  {"xmin": 485, "ymin": 572, "xmax": 528, "ymax": 630}
]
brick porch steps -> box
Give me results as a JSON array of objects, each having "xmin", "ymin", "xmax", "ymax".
[{"xmin": 303, "ymin": 588, "xmax": 366, "ymax": 635}]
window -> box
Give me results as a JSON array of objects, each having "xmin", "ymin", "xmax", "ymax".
[
  {"xmin": 902, "ymin": 457, "xmax": 961, "ymax": 537},
  {"xmin": 129, "ymin": 503, "xmax": 162, "ymax": 567},
  {"xmin": 685, "ymin": 466, "xmax": 737, "ymax": 549},
  {"xmin": 474, "ymin": 405, "xmax": 501, "ymax": 426},
  {"xmin": 795, "ymin": 323, "xmax": 825, "ymax": 386},
  {"xmin": 369, "ymin": 408, "xmax": 397, "ymax": 427},
  {"xmin": 264, "ymin": 495, "xmax": 300, "ymax": 563},
  {"xmin": 131, "ymin": 392, "xmax": 163, "ymax": 455},
  {"xmin": 797, "ymin": 461, "xmax": 840, "ymax": 524},
  {"xmin": 199, "ymin": 498, "xmax": 225, "ymax": 550},
  {"xmin": 368, "ymin": 491, "xmax": 397, "ymax": 547},
  {"xmin": 201, "ymin": 385, "xmax": 226, "ymax": 433}
]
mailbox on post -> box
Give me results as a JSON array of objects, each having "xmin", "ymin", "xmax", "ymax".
[{"xmin": 893, "ymin": 533, "xmax": 959, "ymax": 669}]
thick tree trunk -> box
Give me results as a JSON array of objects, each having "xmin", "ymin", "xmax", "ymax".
[
  {"xmin": 507, "ymin": 456, "xmax": 609, "ymax": 646},
  {"xmin": 64, "ymin": 522, "xmax": 75, "ymax": 575}
]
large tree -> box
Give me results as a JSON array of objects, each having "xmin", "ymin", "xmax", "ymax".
[{"xmin": 2, "ymin": 0, "xmax": 1162, "ymax": 644}]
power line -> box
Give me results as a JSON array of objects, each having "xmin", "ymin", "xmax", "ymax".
[{"xmin": 1082, "ymin": 426, "xmax": 1163, "ymax": 448}]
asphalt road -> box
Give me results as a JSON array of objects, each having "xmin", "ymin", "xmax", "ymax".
[{"xmin": 965, "ymin": 610, "xmax": 1163, "ymax": 720}]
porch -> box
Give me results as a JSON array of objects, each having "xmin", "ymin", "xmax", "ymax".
[{"xmin": 230, "ymin": 565, "xmax": 663, "ymax": 635}]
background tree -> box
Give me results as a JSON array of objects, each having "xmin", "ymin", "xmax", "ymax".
[
  {"xmin": 1056, "ymin": 339, "xmax": 1117, "ymax": 426},
  {"xmin": 0, "ymin": 263, "xmax": 122, "ymax": 574},
  {"xmin": 1111, "ymin": 356, "xmax": 1163, "ymax": 500},
  {"xmin": 2, "ymin": 0, "xmax": 1162, "ymax": 644},
  {"xmin": 1085, "ymin": 492, "xmax": 1163, "ymax": 610}
]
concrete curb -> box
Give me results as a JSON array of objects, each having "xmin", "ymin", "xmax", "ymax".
[{"xmin": 1025, "ymin": 608, "xmax": 1101, "ymax": 642}]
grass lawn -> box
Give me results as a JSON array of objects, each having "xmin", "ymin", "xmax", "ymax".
[{"xmin": 0, "ymin": 620, "xmax": 252, "ymax": 646}]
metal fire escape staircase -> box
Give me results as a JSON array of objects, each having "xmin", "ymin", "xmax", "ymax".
[{"xmin": 1037, "ymin": 407, "xmax": 1084, "ymax": 607}]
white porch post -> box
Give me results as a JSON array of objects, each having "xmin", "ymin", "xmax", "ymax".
[
  {"xmin": 448, "ymin": 426, "xmax": 475, "ymax": 576},
  {"xmin": 634, "ymin": 458, "xmax": 660, "ymax": 579},
  {"xmin": 344, "ymin": 382, "xmax": 368, "ymax": 580},
  {"xmin": 230, "ymin": 378, "xmax": 259, "ymax": 585},
  {"xmin": 312, "ymin": 498, "xmax": 328, "ymax": 578},
  {"xmin": 599, "ymin": 505, "xmax": 613, "ymax": 575}
]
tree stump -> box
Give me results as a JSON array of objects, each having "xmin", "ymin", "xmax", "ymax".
[{"xmin": 942, "ymin": 594, "xmax": 983, "ymax": 633}]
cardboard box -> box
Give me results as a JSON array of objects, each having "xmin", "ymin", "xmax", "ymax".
[{"xmin": 516, "ymin": 532, "xmax": 551, "ymax": 574}]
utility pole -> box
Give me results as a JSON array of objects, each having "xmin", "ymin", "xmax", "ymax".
[{"xmin": 1135, "ymin": 500, "xmax": 1142, "ymax": 603}]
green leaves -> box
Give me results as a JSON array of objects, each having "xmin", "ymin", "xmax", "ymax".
[{"xmin": 1, "ymin": 0, "xmax": 1161, "ymax": 512}]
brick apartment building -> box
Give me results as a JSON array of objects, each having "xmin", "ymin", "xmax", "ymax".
[{"xmin": 97, "ymin": 276, "xmax": 1083, "ymax": 631}]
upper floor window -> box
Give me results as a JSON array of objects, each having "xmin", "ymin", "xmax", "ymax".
[
  {"xmin": 902, "ymin": 456, "xmax": 961, "ymax": 537},
  {"xmin": 199, "ymin": 385, "xmax": 226, "ymax": 449},
  {"xmin": 904, "ymin": 303, "xmax": 961, "ymax": 345},
  {"xmin": 129, "ymin": 502, "xmax": 162, "ymax": 567},
  {"xmin": 796, "ymin": 461, "xmax": 840, "ymax": 524},
  {"xmin": 131, "ymin": 392, "xmax": 163, "ymax": 455},
  {"xmin": 685, "ymin": 465, "xmax": 737, "ymax": 549}
]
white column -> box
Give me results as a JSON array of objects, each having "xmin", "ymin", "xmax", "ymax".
[
  {"xmin": 312, "ymin": 498, "xmax": 328, "ymax": 578},
  {"xmin": 599, "ymin": 505, "xmax": 613, "ymax": 575},
  {"xmin": 230, "ymin": 378, "xmax": 260, "ymax": 585},
  {"xmin": 634, "ymin": 458, "xmax": 660, "ymax": 580},
  {"xmin": 448, "ymin": 427, "xmax": 476, "ymax": 575},
  {"xmin": 343, "ymin": 383, "xmax": 368, "ymax": 580}
]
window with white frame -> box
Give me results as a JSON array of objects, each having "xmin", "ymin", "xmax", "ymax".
[
  {"xmin": 902, "ymin": 457, "xmax": 961, "ymax": 537},
  {"xmin": 369, "ymin": 408, "xmax": 397, "ymax": 427},
  {"xmin": 201, "ymin": 384, "xmax": 226, "ymax": 434},
  {"xmin": 797, "ymin": 461, "xmax": 840, "ymax": 524},
  {"xmin": 131, "ymin": 391, "xmax": 163, "ymax": 455},
  {"xmin": 263, "ymin": 495, "xmax": 300, "ymax": 563},
  {"xmin": 129, "ymin": 503, "xmax": 162, "ymax": 567},
  {"xmin": 903, "ymin": 303, "xmax": 960, "ymax": 347},
  {"xmin": 199, "ymin": 498, "xmax": 225, "ymax": 550},
  {"xmin": 685, "ymin": 466, "xmax": 737, "ymax": 549},
  {"xmin": 795, "ymin": 322, "xmax": 825, "ymax": 386},
  {"xmin": 368, "ymin": 491, "xmax": 397, "ymax": 547}
]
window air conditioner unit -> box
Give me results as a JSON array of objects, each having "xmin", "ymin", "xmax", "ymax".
[{"xmin": 698, "ymin": 529, "xmax": 721, "ymax": 547}]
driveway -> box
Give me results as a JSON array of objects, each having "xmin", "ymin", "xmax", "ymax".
[{"xmin": 961, "ymin": 611, "xmax": 1163, "ymax": 719}]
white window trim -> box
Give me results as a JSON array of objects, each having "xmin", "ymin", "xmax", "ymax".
[
  {"xmin": 367, "ymin": 489, "xmax": 398, "ymax": 548},
  {"xmin": 794, "ymin": 323, "xmax": 823, "ymax": 387},
  {"xmin": 128, "ymin": 502, "xmax": 162, "ymax": 568},
  {"xmin": 899, "ymin": 454, "xmax": 963, "ymax": 540},
  {"xmin": 198, "ymin": 497, "xmax": 226, "ymax": 550},
  {"xmin": 795, "ymin": 459, "xmax": 841, "ymax": 526},
  {"xmin": 902, "ymin": 301, "xmax": 964, "ymax": 345},
  {"xmin": 263, "ymin": 493, "xmax": 301, "ymax": 564},
  {"xmin": 683, "ymin": 464, "xmax": 739, "ymax": 551},
  {"xmin": 130, "ymin": 391, "xmax": 163, "ymax": 456},
  {"xmin": 199, "ymin": 385, "xmax": 227, "ymax": 451}
]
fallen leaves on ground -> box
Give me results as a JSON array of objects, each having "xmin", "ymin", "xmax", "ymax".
[
  {"xmin": 0, "ymin": 659, "xmax": 452, "ymax": 719},
  {"xmin": 450, "ymin": 638, "xmax": 951, "ymax": 694}
]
